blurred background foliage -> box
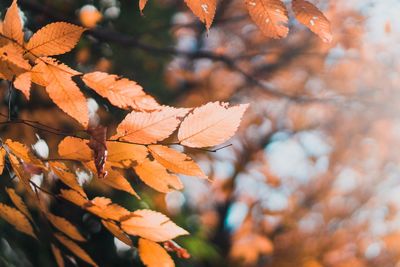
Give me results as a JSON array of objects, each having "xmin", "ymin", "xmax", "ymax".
[{"xmin": 1, "ymin": 0, "xmax": 400, "ymax": 266}]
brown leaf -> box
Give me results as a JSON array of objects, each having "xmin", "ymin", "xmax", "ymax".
[
  {"xmin": 121, "ymin": 209, "xmax": 189, "ymax": 242},
  {"xmin": 55, "ymin": 233, "xmax": 97, "ymax": 267},
  {"xmin": 139, "ymin": 238, "xmax": 175, "ymax": 267},
  {"xmin": 139, "ymin": 0, "xmax": 149, "ymax": 14},
  {"xmin": 0, "ymin": 203, "xmax": 36, "ymax": 238},
  {"xmin": 87, "ymin": 125, "xmax": 108, "ymax": 178},
  {"xmin": 178, "ymin": 102, "xmax": 249, "ymax": 148},
  {"xmin": 26, "ymin": 22, "xmax": 86, "ymax": 56},
  {"xmin": 134, "ymin": 158, "xmax": 183, "ymax": 193},
  {"xmin": 245, "ymin": 0, "xmax": 289, "ymax": 38}
]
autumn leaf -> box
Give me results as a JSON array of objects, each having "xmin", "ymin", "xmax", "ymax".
[
  {"xmin": 121, "ymin": 209, "xmax": 189, "ymax": 242},
  {"xmin": 0, "ymin": 148, "xmax": 5, "ymax": 175},
  {"xmin": 184, "ymin": 0, "xmax": 217, "ymax": 30},
  {"xmin": 139, "ymin": 238, "xmax": 175, "ymax": 267},
  {"xmin": 58, "ymin": 137, "xmax": 92, "ymax": 161},
  {"xmin": 5, "ymin": 187, "xmax": 32, "ymax": 221},
  {"xmin": 0, "ymin": 43, "xmax": 31, "ymax": 70},
  {"xmin": 134, "ymin": 158, "xmax": 184, "ymax": 193},
  {"xmin": 0, "ymin": 203, "xmax": 36, "ymax": 238},
  {"xmin": 101, "ymin": 220, "xmax": 133, "ymax": 246},
  {"xmin": 46, "ymin": 212, "xmax": 86, "ymax": 241},
  {"xmin": 3, "ymin": 0, "xmax": 24, "ymax": 45},
  {"xmin": 106, "ymin": 141, "xmax": 148, "ymax": 168},
  {"xmin": 148, "ymin": 145, "xmax": 207, "ymax": 178},
  {"xmin": 245, "ymin": 0, "xmax": 289, "ymax": 38},
  {"xmin": 178, "ymin": 102, "xmax": 249, "ymax": 148},
  {"xmin": 82, "ymin": 72, "xmax": 160, "ymax": 111},
  {"xmin": 113, "ymin": 107, "xmax": 189, "ymax": 144},
  {"xmin": 50, "ymin": 162, "xmax": 87, "ymax": 197},
  {"xmin": 14, "ymin": 72, "xmax": 32, "ymax": 99},
  {"xmin": 26, "ymin": 22, "xmax": 85, "ymax": 56},
  {"xmin": 51, "ymin": 244, "xmax": 65, "ymax": 267},
  {"xmin": 35, "ymin": 57, "xmax": 88, "ymax": 127},
  {"xmin": 59, "ymin": 189, "xmax": 88, "ymax": 207},
  {"xmin": 5, "ymin": 139, "xmax": 44, "ymax": 168},
  {"xmin": 292, "ymin": 0, "xmax": 332, "ymax": 42},
  {"xmin": 55, "ymin": 233, "xmax": 98, "ymax": 267},
  {"xmin": 87, "ymin": 125, "xmax": 108, "ymax": 178},
  {"xmin": 8, "ymin": 154, "xmax": 35, "ymax": 195},
  {"xmin": 139, "ymin": 0, "xmax": 149, "ymax": 14},
  {"xmin": 86, "ymin": 197, "xmax": 130, "ymax": 220}
]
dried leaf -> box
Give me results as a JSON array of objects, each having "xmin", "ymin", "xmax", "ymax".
[
  {"xmin": 3, "ymin": 0, "xmax": 24, "ymax": 45},
  {"xmin": 82, "ymin": 72, "xmax": 160, "ymax": 111},
  {"xmin": 139, "ymin": 238, "xmax": 174, "ymax": 267},
  {"xmin": 113, "ymin": 107, "xmax": 189, "ymax": 144},
  {"xmin": 178, "ymin": 102, "xmax": 248, "ymax": 147},
  {"xmin": 245, "ymin": 0, "xmax": 289, "ymax": 38},
  {"xmin": 134, "ymin": 158, "xmax": 183, "ymax": 193},
  {"xmin": 121, "ymin": 209, "xmax": 189, "ymax": 242},
  {"xmin": 292, "ymin": 0, "xmax": 332, "ymax": 42},
  {"xmin": 0, "ymin": 203, "xmax": 36, "ymax": 238},
  {"xmin": 26, "ymin": 22, "xmax": 85, "ymax": 56},
  {"xmin": 46, "ymin": 212, "xmax": 86, "ymax": 241},
  {"xmin": 101, "ymin": 220, "xmax": 132, "ymax": 246},
  {"xmin": 14, "ymin": 72, "xmax": 32, "ymax": 99},
  {"xmin": 55, "ymin": 233, "xmax": 98, "ymax": 267},
  {"xmin": 51, "ymin": 244, "xmax": 65, "ymax": 267},
  {"xmin": 149, "ymin": 145, "xmax": 207, "ymax": 178},
  {"xmin": 87, "ymin": 126, "xmax": 107, "ymax": 178},
  {"xmin": 184, "ymin": 0, "xmax": 217, "ymax": 30},
  {"xmin": 5, "ymin": 187, "xmax": 32, "ymax": 221}
]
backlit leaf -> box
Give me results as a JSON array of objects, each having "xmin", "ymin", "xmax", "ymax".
[
  {"xmin": 3, "ymin": 0, "xmax": 24, "ymax": 45},
  {"xmin": 0, "ymin": 203, "xmax": 36, "ymax": 238},
  {"xmin": 14, "ymin": 72, "xmax": 32, "ymax": 99},
  {"xmin": 55, "ymin": 233, "xmax": 97, "ymax": 267},
  {"xmin": 101, "ymin": 220, "xmax": 132, "ymax": 246},
  {"xmin": 51, "ymin": 244, "xmax": 65, "ymax": 267},
  {"xmin": 50, "ymin": 162, "xmax": 87, "ymax": 197},
  {"xmin": 46, "ymin": 212, "xmax": 86, "ymax": 241},
  {"xmin": 139, "ymin": 238, "xmax": 174, "ymax": 267},
  {"xmin": 5, "ymin": 187, "xmax": 32, "ymax": 221},
  {"xmin": 184, "ymin": 0, "xmax": 217, "ymax": 30}
]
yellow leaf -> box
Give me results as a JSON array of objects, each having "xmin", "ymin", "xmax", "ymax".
[
  {"xmin": 0, "ymin": 203, "xmax": 36, "ymax": 238},
  {"xmin": 113, "ymin": 107, "xmax": 189, "ymax": 144},
  {"xmin": 50, "ymin": 162, "xmax": 87, "ymax": 197},
  {"xmin": 82, "ymin": 72, "xmax": 160, "ymax": 111},
  {"xmin": 245, "ymin": 0, "xmax": 289, "ymax": 38},
  {"xmin": 121, "ymin": 209, "xmax": 189, "ymax": 242},
  {"xmin": 51, "ymin": 244, "xmax": 65, "ymax": 267},
  {"xmin": 26, "ymin": 22, "xmax": 85, "ymax": 56},
  {"xmin": 14, "ymin": 72, "xmax": 31, "ymax": 99},
  {"xmin": 134, "ymin": 158, "xmax": 183, "ymax": 193},
  {"xmin": 139, "ymin": 238, "xmax": 174, "ymax": 267},
  {"xmin": 37, "ymin": 57, "xmax": 88, "ymax": 127},
  {"xmin": 46, "ymin": 212, "xmax": 86, "ymax": 242},
  {"xmin": 101, "ymin": 220, "xmax": 132, "ymax": 246},
  {"xmin": 0, "ymin": 147, "xmax": 5, "ymax": 175},
  {"xmin": 3, "ymin": 0, "xmax": 24, "ymax": 45},
  {"xmin": 5, "ymin": 187, "xmax": 32, "ymax": 221},
  {"xmin": 292, "ymin": 0, "xmax": 332, "ymax": 42},
  {"xmin": 54, "ymin": 233, "xmax": 98, "ymax": 267},
  {"xmin": 184, "ymin": 0, "xmax": 217, "ymax": 30},
  {"xmin": 178, "ymin": 102, "xmax": 249, "ymax": 148},
  {"xmin": 149, "ymin": 145, "xmax": 207, "ymax": 178}
]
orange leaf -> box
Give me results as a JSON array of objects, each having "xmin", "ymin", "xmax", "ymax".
[
  {"xmin": 59, "ymin": 189, "xmax": 88, "ymax": 207},
  {"xmin": 106, "ymin": 141, "xmax": 148, "ymax": 167},
  {"xmin": 51, "ymin": 244, "xmax": 65, "ymax": 267},
  {"xmin": 3, "ymin": 0, "xmax": 24, "ymax": 45},
  {"xmin": 134, "ymin": 158, "xmax": 184, "ymax": 193},
  {"xmin": 86, "ymin": 197, "xmax": 130, "ymax": 220},
  {"xmin": 292, "ymin": 0, "xmax": 332, "ymax": 42},
  {"xmin": 178, "ymin": 102, "xmax": 248, "ymax": 148},
  {"xmin": 0, "ymin": 43, "xmax": 31, "ymax": 70},
  {"xmin": 46, "ymin": 212, "xmax": 86, "ymax": 242},
  {"xmin": 55, "ymin": 233, "xmax": 98, "ymax": 267},
  {"xmin": 245, "ymin": 0, "xmax": 289, "ymax": 38},
  {"xmin": 0, "ymin": 147, "xmax": 5, "ymax": 175},
  {"xmin": 0, "ymin": 203, "xmax": 36, "ymax": 238},
  {"xmin": 38, "ymin": 57, "xmax": 89, "ymax": 127},
  {"xmin": 82, "ymin": 72, "xmax": 160, "ymax": 111},
  {"xmin": 50, "ymin": 162, "xmax": 87, "ymax": 197},
  {"xmin": 5, "ymin": 139, "xmax": 44, "ymax": 168},
  {"xmin": 101, "ymin": 220, "xmax": 133, "ymax": 246},
  {"xmin": 113, "ymin": 107, "xmax": 189, "ymax": 144},
  {"xmin": 14, "ymin": 72, "xmax": 32, "ymax": 99},
  {"xmin": 58, "ymin": 137, "xmax": 92, "ymax": 161},
  {"xmin": 139, "ymin": 0, "xmax": 149, "ymax": 14},
  {"xmin": 8, "ymin": 154, "xmax": 35, "ymax": 195},
  {"xmin": 5, "ymin": 187, "xmax": 32, "ymax": 221},
  {"xmin": 26, "ymin": 22, "xmax": 85, "ymax": 56},
  {"xmin": 184, "ymin": 0, "xmax": 217, "ymax": 30},
  {"xmin": 139, "ymin": 238, "xmax": 174, "ymax": 267},
  {"xmin": 148, "ymin": 145, "xmax": 207, "ymax": 178},
  {"xmin": 121, "ymin": 209, "xmax": 189, "ymax": 242}
]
